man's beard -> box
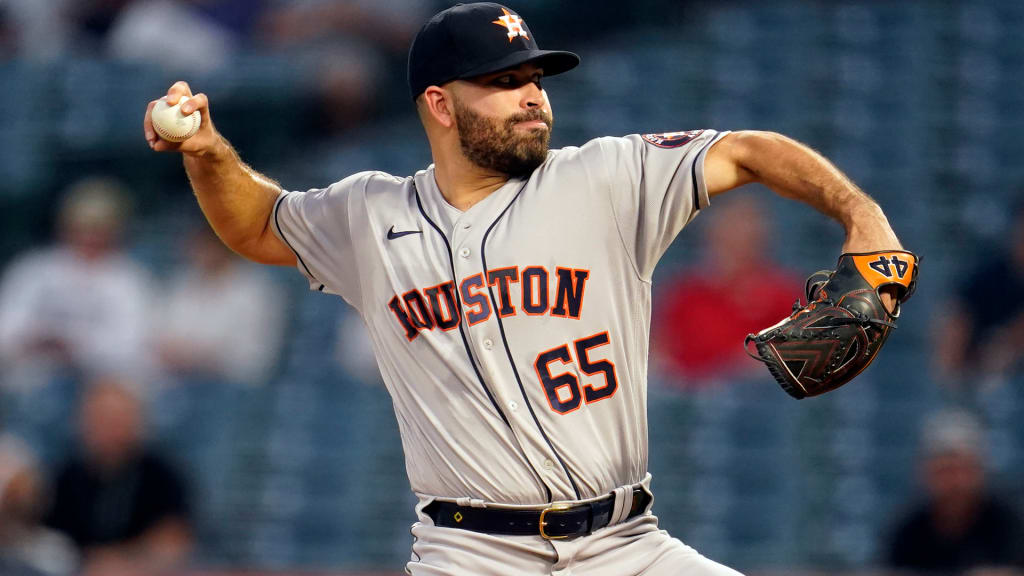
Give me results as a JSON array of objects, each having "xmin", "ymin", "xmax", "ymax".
[{"xmin": 453, "ymin": 97, "xmax": 552, "ymax": 178}]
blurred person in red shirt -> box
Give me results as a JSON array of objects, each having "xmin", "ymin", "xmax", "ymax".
[{"xmin": 652, "ymin": 195, "xmax": 801, "ymax": 386}]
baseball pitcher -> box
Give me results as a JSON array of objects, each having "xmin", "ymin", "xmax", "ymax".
[{"xmin": 144, "ymin": 3, "xmax": 916, "ymax": 574}]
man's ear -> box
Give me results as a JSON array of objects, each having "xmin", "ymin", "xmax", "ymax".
[{"xmin": 422, "ymin": 86, "xmax": 455, "ymax": 129}]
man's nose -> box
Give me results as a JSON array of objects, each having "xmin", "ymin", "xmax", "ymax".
[{"xmin": 522, "ymin": 83, "xmax": 544, "ymax": 108}]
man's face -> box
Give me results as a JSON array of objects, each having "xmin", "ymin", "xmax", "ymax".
[
  {"xmin": 924, "ymin": 451, "xmax": 984, "ymax": 507},
  {"xmin": 450, "ymin": 63, "xmax": 553, "ymax": 177},
  {"xmin": 81, "ymin": 383, "xmax": 143, "ymax": 470}
]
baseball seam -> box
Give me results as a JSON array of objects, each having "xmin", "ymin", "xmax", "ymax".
[
  {"xmin": 154, "ymin": 114, "xmax": 199, "ymax": 141},
  {"xmin": 153, "ymin": 99, "xmax": 200, "ymax": 142}
]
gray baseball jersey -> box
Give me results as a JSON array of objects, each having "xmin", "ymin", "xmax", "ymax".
[{"xmin": 272, "ymin": 129, "xmax": 727, "ymax": 505}]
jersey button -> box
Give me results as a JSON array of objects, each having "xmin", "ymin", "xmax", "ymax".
[
  {"xmin": 459, "ymin": 247, "xmax": 471, "ymax": 258},
  {"xmin": 543, "ymin": 459, "xmax": 554, "ymax": 470},
  {"xmin": 483, "ymin": 339, "xmax": 494, "ymax": 350},
  {"xmin": 508, "ymin": 401, "xmax": 518, "ymax": 411},
  {"xmin": 462, "ymin": 223, "xmax": 472, "ymax": 229}
]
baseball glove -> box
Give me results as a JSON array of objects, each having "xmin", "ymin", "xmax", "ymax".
[{"xmin": 745, "ymin": 250, "xmax": 919, "ymax": 399}]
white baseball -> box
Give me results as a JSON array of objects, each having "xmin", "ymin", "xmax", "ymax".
[{"xmin": 151, "ymin": 96, "xmax": 201, "ymax": 142}]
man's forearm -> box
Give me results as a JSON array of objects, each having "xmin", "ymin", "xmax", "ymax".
[
  {"xmin": 725, "ymin": 131, "xmax": 901, "ymax": 252},
  {"xmin": 183, "ymin": 136, "xmax": 291, "ymax": 264}
]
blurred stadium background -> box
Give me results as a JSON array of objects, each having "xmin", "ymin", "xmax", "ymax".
[{"xmin": 0, "ymin": 1, "xmax": 1022, "ymax": 575}]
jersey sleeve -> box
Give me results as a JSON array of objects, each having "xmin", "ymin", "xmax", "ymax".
[
  {"xmin": 595, "ymin": 130, "xmax": 728, "ymax": 280},
  {"xmin": 271, "ymin": 172, "xmax": 369, "ymax": 305}
]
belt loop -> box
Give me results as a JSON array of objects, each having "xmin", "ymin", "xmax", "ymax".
[
  {"xmin": 609, "ymin": 486, "xmax": 632, "ymax": 526},
  {"xmin": 639, "ymin": 482, "xmax": 654, "ymax": 513}
]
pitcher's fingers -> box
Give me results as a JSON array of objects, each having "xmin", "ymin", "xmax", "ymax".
[
  {"xmin": 151, "ymin": 138, "xmax": 181, "ymax": 152},
  {"xmin": 144, "ymin": 100, "xmax": 158, "ymax": 146},
  {"xmin": 166, "ymin": 81, "xmax": 193, "ymax": 105},
  {"xmin": 180, "ymin": 93, "xmax": 208, "ymax": 116}
]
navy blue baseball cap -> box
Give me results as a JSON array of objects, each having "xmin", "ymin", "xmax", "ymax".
[{"xmin": 408, "ymin": 3, "xmax": 580, "ymax": 100}]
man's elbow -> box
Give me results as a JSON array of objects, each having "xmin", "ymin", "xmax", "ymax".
[
  {"xmin": 727, "ymin": 130, "xmax": 794, "ymax": 164},
  {"xmin": 706, "ymin": 130, "xmax": 785, "ymax": 194}
]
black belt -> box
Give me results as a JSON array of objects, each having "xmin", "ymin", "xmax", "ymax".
[{"xmin": 423, "ymin": 487, "xmax": 651, "ymax": 540}]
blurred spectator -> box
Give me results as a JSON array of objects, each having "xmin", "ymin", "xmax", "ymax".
[
  {"xmin": 0, "ymin": 177, "xmax": 154, "ymax": 392},
  {"xmin": 885, "ymin": 409, "xmax": 1024, "ymax": 574},
  {"xmin": 189, "ymin": 0, "xmax": 269, "ymax": 37},
  {"xmin": 652, "ymin": 195, "xmax": 801, "ymax": 385},
  {"xmin": 257, "ymin": 0, "xmax": 431, "ymax": 133},
  {"xmin": 45, "ymin": 379, "xmax": 192, "ymax": 574},
  {"xmin": 69, "ymin": 0, "xmax": 134, "ymax": 54},
  {"xmin": 156, "ymin": 224, "xmax": 285, "ymax": 386},
  {"xmin": 0, "ymin": 435, "xmax": 78, "ymax": 576},
  {"xmin": 0, "ymin": 0, "xmax": 72, "ymax": 62},
  {"xmin": 936, "ymin": 201, "xmax": 1024, "ymax": 386},
  {"xmin": 105, "ymin": 0, "xmax": 242, "ymax": 74}
]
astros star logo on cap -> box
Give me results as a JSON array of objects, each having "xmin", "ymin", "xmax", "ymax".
[{"xmin": 492, "ymin": 7, "xmax": 528, "ymax": 41}]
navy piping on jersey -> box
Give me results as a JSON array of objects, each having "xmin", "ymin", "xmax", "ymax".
[
  {"xmin": 481, "ymin": 180, "xmax": 583, "ymax": 502},
  {"xmin": 691, "ymin": 137, "xmax": 718, "ymax": 211},
  {"xmin": 273, "ymin": 192, "xmax": 326, "ymax": 292},
  {"xmin": 413, "ymin": 181, "xmax": 553, "ymax": 502},
  {"xmin": 411, "ymin": 184, "xmax": 512, "ymax": 429}
]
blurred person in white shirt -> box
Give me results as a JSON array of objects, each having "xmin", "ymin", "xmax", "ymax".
[
  {"xmin": 0, "ymin": 177, "xmax": 154, "ymax": 392},
  {"xmin": 156, "ymin": 224, "xmax": 285, "ymax": 386}
]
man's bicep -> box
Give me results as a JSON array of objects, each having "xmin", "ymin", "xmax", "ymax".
[
  {"xmin": 213, "ymin": 190, "xmax": 297, "ymax": 266},
  {"xmin": 252, "ymin": 218, "xmax": 298, "ymax": 267},
  {"xmin": 703, "ymin": 131, "xmax": 757, "ymax": 197}
]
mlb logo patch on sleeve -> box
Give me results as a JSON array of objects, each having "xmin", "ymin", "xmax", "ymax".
[{"xmin": 641, "ymin": 130, "xmax": 704, "ymax": 148}]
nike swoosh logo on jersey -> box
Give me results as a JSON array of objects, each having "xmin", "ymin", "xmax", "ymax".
[{"xmin": 387, "ymin": 226, "xmax": 423, "ymax": 240}]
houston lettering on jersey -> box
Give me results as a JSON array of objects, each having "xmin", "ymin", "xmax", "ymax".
[{"xmin": 388, "ymin": 266, "xmax": 590, "ymax": 341}]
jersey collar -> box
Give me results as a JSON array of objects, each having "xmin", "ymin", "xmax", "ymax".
[{"xmin": 413, "ymin": 165, "xmax": 527, "ymax": 238}]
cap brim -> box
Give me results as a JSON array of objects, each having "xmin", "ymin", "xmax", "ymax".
[{"xmin": 457, "ymin": 49, "xmax": 580, "ymax": 82}]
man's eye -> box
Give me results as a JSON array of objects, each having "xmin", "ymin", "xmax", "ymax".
[{"xmin": 493, "ymin": 76, "xmax": 513, "ymax": 86}]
